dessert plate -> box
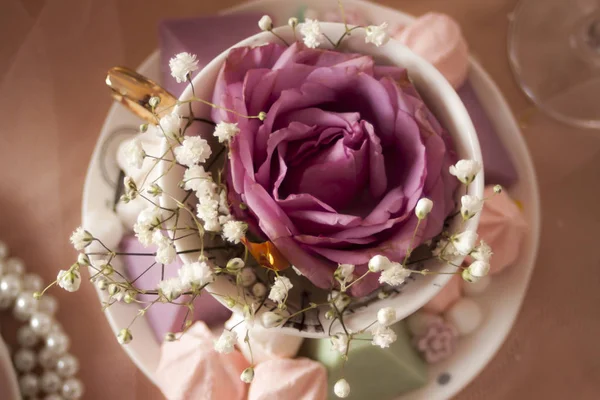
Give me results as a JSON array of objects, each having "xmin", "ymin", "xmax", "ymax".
[{"xmin": 82, "ymin": 0, "xmax": 540, "ymax": 398}]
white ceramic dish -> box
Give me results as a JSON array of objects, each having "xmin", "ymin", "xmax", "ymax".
[
  {"xmin": 0, "ymin": 335, "xmax": 20, "ymax": 400},
  {"xmin": 83, "ymin": 0, "xmax": 540, "ymax": 398},
  {"xmin": 158, "ymin": 21, "xmax": 483, "ymax": 338}
]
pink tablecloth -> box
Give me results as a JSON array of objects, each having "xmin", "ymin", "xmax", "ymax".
[{"xmin": 1, "ymin": 1, "xmax": 600, "ymax": 399}]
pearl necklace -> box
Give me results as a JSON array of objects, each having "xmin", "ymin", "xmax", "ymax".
[{"xmin": 0, "ymin": 240, "xmax": 84, "ymax": 399}]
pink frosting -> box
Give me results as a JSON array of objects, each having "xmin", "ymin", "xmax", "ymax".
[
  {"xmin": 478, "ymin": 186, "xmax": 528, "ymax": 274},
  {"xmin": 248, "ymin": 358, "xmax": 328, "ymax": 400},
  {"xmin": 156, "ymin": 322, "xmax": 249, "ymax": 400},
  {"xmin": 395, "ymin": 13, "xmax": 469, "ymax": 89},
  {"xmin": 422, "ymin": 274, "xmax": 462, "ymax": 314}
]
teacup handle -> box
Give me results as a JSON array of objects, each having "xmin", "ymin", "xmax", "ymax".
[{"xmin": 105, "ymin": 66, "xmax": 178, "ymax": 124}]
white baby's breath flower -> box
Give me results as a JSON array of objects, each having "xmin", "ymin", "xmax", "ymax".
[
  {"xmin": 218, "ymin": 189, "xmax": 230, "ymax": 215},
  {"xmin": 378, "ymin": 263, "xmax": 411, "ymax": 286},
  {"xmin": 261, "ymin": 310, "xmax": 287, "ymax": 328},
  {"xmin": 169, "ymin": 52, "xmax": 199, "ymax": 83},
  {"xmin": 268, "ymin": 276, "xmax": 293, "ymax": 304},
  {"xmin": 57, "ymin": 269, "xmax": 81, "ymax": 292},
  {"xmin": 158, "ymin": 277, "xmax": 183, "ymax": 301},
  {"xmin": 258, "ymin": 15, "xmax": 273, "ymax": 31},
  {"xmin": 329, "ymin": 290, "xmax": 351, "ymax": 311},
  {"xmin": 471, "ymin": 241, "xmax": 493, "ymax": 262},
  {"xmin": 174, "ymin": 136, "xmax": 212, "ymax": 166},
  {"xmin": 377, "ymin": 307, "xmax": 396, "ymax": 327},
  {"xmin": 468, "ymin": 260, "xmax": 490, "ymax": 278},
  {"xmin": 300, "ymin": 18, "xmax": 323, "ymax": 48},
  {"xmin": 69, "ymin": 227, "xmax": 92, "ymax": 251},
  {"xmin": 451, "ymin": 230, "xmax": 478, "ymax": 256},
  {"xmin": 365, "ymin": 22, "xmax": 390, "ymax": 47},
  {"xmin": 213, "ymin": 122, "xmax": 240, "ymax": 143},
  {"xmin": 335, "ymin": 264, "xmax": 355, "ymax": 281},
  {"xmin": 240, "ymin": 367, "xmax": 255, "ymax": 383},
  {"xmin": 415, "ymin": 198, "xmax": 433, "ymax": 219},
  {"xmin": 214, "ymin": 330, "xmax": 237, "ymax": 354},
  {"xmin": 117, "ymin": 328, "xmax": 133, "ymax": 345},
  {"xmin": 203, "ymin": 218, "xmax": 222, "ymax": 233},
  {"xmin": 123, "ymin": 138, "xmax": 145, "ymax": 169},
  {"xmin": 331, "ymin": 333, "xmax": 350, "ymax": 354},
  {"xmin": 137, "ymin": 206, "xmax": 163, "ymax": 227},
  {"xmin": 334, "ymin": 379, "xmax": 350, "ymax": 398},
  {"xmin": 371, "ymin": 324, "xmax": 397, "ymax": 348},
  {"xmin": 133, "ymin": 223, "xmax": 153, "ymax": 247},
  {"xmin": 183, "ymin": 165, "xmax": 211, "ymax": 192},
  {"xmin": 449, "ymin": 159, "xmax": 482, "ymax": 184},
  {"xmin": 368, "ymin": 254, "xmax": 392, "ymax": 272},
  {"xmin": 288, "ymin": 17, "xmax": 299, "ymax": 28},
  {"xmin": 158, "ymin": 113, "xmax": 182, "ymax": 140},
  {"xmin": 153, "ymin": 232, "xmax": 176, "ymax": 264},
  {"xmin": 461, "ymin": 195, "xmax": 484, "ymax": 220},
  {"xmin": 222, "ymin": 220, "xmax": 247, "ymax": 244},
  {"xmin": 178, "ymin": 261, "xmax": 214, "ymax": 289},
  {"xmin": 196, "ymin": 198, "xmax": 219, "ymax": 222}
]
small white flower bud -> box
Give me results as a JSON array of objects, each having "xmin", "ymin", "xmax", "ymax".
[
  {"xmin": 368, "ymin": 255, "xmax": 392, "ymax": 272},
  {"xmin": 261, "ymin": 310, "xmax": 286, "ymax": 328},
  {"xmin": 139, "ymin": 123, "xmax": 148, "ymax": 133},
  {"xmin": 449, "ymin": 159, "xmax": 482, "ymax": 185},
  {"xmin": 468, "ymin": 260, "xmax": 490, "ymax": 278},
  {"xmin": 148, "ymin": 96, "xmax": 160, "ymax": 108},
  {"xmin": 462, "ymin": 268, "xmax": 479, "ymax": 283},
  {"xmin": 460, "ymin": 195, "xmax": 484, "ymax": 220},
  {"xmin": 288, "ymin": 17, "xmax": 299, "ymax": 27},
  {"xmin": 334, "ymin": 378, "xmax": 350, "ymax": 398},
  {"xmin": 117, "ymin": 328, "xmax": 132, "ymax": 344},
  {"xmin": 451, "ymin": 230, "xmax": 478, "ymax": 256},
  {"xmin": 334, "ymin": 264, "xmax": 355, "ymax": 281},
  {"xmin": 165, "ymin": 332, "xmax": 176, "ymax": 342},
  {"xmin": 258, "ymin": 15, "xmax": 273, "ymax": 31},
  {"xmin": 123, "ymin": 291, "xmax": 135, "ymax": 304},
  {"xmin": 258, "ymin": 111, "xmax": 267, "ymax": 121},
  {"xmin": 226, "ymin": 257, "xmax": 245, "ymax": 272},
  {"xmin": 494, "ymin": 185, "xmax": 503, "ymax": 194},
  {"xmin": 76, "ymin": 253, "xmax": 90, "ymax": 266},
  {"xmin": 415, "ymin": 198, "xmax": 433, "ymax": 219},
  {"xmin": 240, "ymin": 367, "xmax": 255, "ymax": 383},
  {"xmin": 377, "ymin": 307, "xmax": 396, "ymax": 327}
]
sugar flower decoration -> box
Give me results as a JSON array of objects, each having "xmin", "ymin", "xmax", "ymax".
[
  {"xmin": 300, "ymin": 18, "xmax": 323, "ymax": 48},
  {"xmin": 414, "ymin": 318, "xmax": 458, "ymax": 364},
  {"xmin": 365, "ymin": 22, "xmax": 390, "ymax": 47},
  {"xmin": 174, "ymin": 136, "xmax": 212, "ymax": 166},
  {"xmin": 371, "ymin": 324, "xmax": 397, "ymax": 348},
  {"xmin": 222, "ymin": 220, "xmax": 247, "ymax": 244},
  {"xmin": 169, "ymin": 52, "xmax": 199, "ymax": 83},
  {"xmin": 460, "ymin": 195, "xmax": 483, "ymax": 220},
  {"xmin": 57, "ymin": 269, "xmax": 81, "ymax": 292},
  {"xmin": 379, "ymin": 263, "xmax": 411, "ymax": 286},
  {"xmin": 158, "ymin": 113, "xmax": 182, "ymax": 140},
  {"xmin": 123, "ymin": 138, "xmax": 145, "ymax": 169},
  {"xmin": 213, "ymin": 122, "xmax": 240, "ymax": 143},
  {"xmin": 69, "ymin": 227, "xmax": 92, "ymax": 251},
  {"xmin": 214, "ymin": 330, "xmax": 237, "ymax": 354},
  {"xmin": 268, "ymin": 276, "xmax": 293, "ymax": 304},
  {"xmin": 449, "ymin": 159, "xmax": 482, "ymax": 184}
]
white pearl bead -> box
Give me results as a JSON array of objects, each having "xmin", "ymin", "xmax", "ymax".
[
  {"xmin": 20, "ymin": 373, "xmax": 40, "ymax": 397},
  {"xmin": 46, "ymin": 331, "xmax": 70, "ymax": 355},
  {"xmin": 14, "ymin": 348, "xmax": 37, "ymax": 372},
  {"xmin": 0, "ymin": 273, "xmax": 22, "ymax": 300},
  {"xmin": 0, "ymin": 240, "xmax": 8, "ymax": 259},
  {"xmin": 445, "ymin": 298, "xmax": 484, "ymax": 336},
  {"xmin": 38, "ymin": 347, "xmax": 59, "ymax": 369},
  {"xmin": 7, "ymin": 257, "xmax": 25, "ymax": 275},
  {"xmin": 252, "ymin": 282, "xmax": 267, "ymax": 298},
  {"xmin": 61, "ymin": 378, "xmax": 84, "ymax": 399},
  {"xmin": 23, "ymin": 273, "xmax": 44, "ymax": 292},
  {"xmin": 38, "ymin": 295, "xmax": 59, "ymax": 315},
  {"xmin": 14, "ymin": 290, "xmax": 39, "ymax": 321},
  {"xmin": 17, "ymin": 325, "xmax": 40, "ymax": 348},
  {"xmin": 56, "ymin": 354, "xmax": 79, "ymax": 378},
  {"xmin": 44, "ymin": 395, "xmax": 64, "ymax": 400},
  {"xmin": 41, "ymin": 370, "xmax": 62, "ymax": 394},
  {"xmin": 30, "ymin": 312, "xmax": 54, "ymax": 336}
]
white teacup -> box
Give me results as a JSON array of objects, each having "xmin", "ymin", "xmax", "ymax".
[{"xmin": 159, "ymin": 22, "xmax": 483, "ymax": 338}]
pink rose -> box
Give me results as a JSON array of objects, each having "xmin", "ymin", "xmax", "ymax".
[{"xmin": 212, "ymin": 43, "xmax": 457, "ymax": 296}]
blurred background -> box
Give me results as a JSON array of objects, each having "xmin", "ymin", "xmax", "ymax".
[{"xmin": 1, "ymin": 0, "xmax": 599, "ymax": 399}]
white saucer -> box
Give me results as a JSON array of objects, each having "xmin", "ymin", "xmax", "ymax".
[{"xmin": 83, "ymin": 0, "xmax": 540, "ymax": 398}]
